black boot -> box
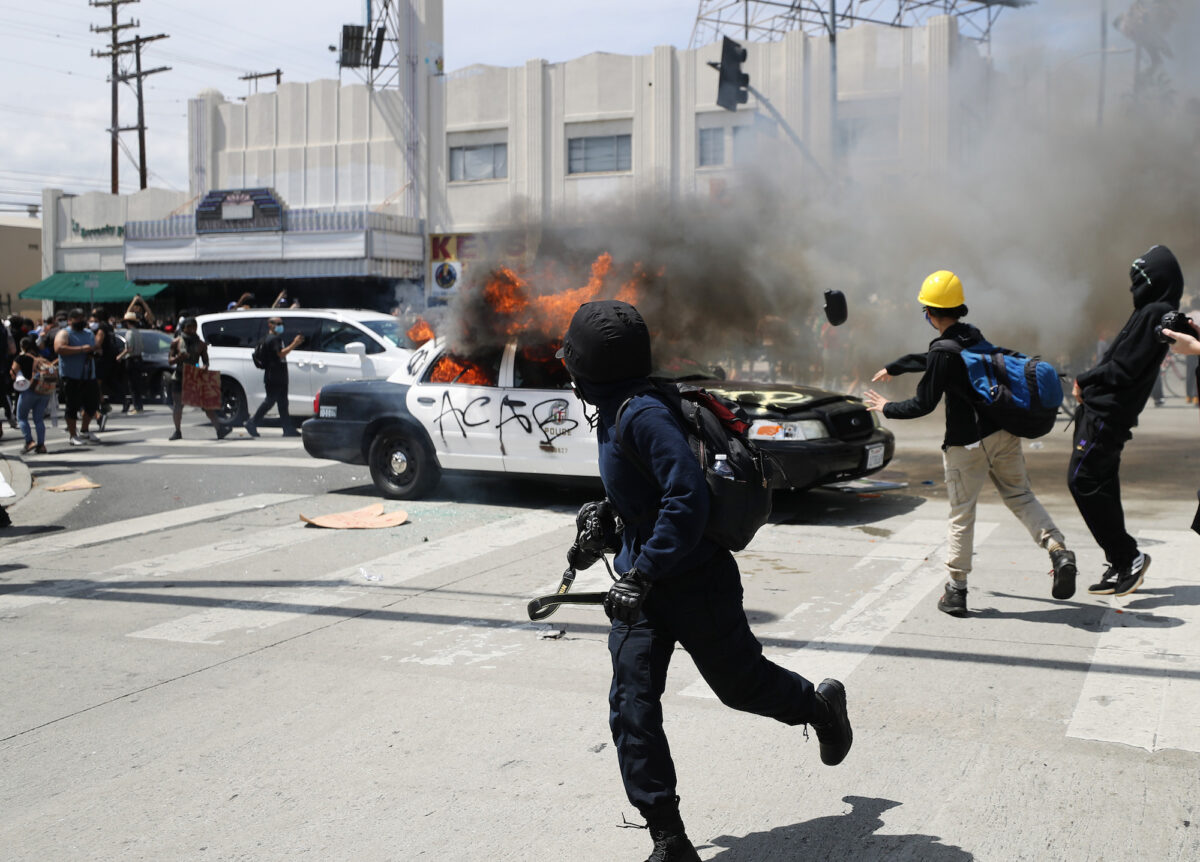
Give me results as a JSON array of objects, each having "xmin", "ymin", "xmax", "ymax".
[
  {"xmin": 644, "ymin": 801, "xmax": 700, "ymax": 862},
  {"xmin": 812, "ymin": 678, "xmax": 853, "ymax": 766}
]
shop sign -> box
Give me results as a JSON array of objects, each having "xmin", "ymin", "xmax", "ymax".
[
  {"xmin": 70, "ymin": 220, "xmax": 124, "ymax": 241},
  {"xmin": 427, "ymin": 233, "xmax": 528, "ymax": 301}
]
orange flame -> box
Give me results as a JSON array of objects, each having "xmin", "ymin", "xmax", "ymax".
[
  {"xmin": 478, "ymin": 252, "xmax": 647, "ymax": 344},
  {"xmin": 407, "ymin": 317, "xmax": 435, "ymax": 346},
  {"xmin": 431, "ymin": 355, "xmax": 495, "ymax": 386}
]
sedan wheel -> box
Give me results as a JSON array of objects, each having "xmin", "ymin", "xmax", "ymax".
[{"xmin": 368, "ymin": 427, "xmax": 440, "ymax": 499}]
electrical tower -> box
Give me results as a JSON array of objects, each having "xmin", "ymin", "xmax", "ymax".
[{"xmin": 690, "ymin": 0, "xmax": 1030, "ymax": 48}]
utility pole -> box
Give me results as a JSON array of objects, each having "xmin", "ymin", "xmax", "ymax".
[
  {"xmin": 1097, "ymin": 0, "xmax": 1108, "ymax": 128},
  {"xmin": 115, "ymin": 34, "xmax": 170, "ymax": 190},
  {"xmin": 239, "ymin": 69, "xmax": 283, "ymax": 97},
  {"xmin": 90, "ymin": 0, "xmax": 139, "ymax": 194},
  {"xmin": 829, "ymin": 0, "xmax": 839, "ymax": 167}
]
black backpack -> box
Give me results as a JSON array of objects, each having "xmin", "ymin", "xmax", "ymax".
[
  {"xmin": 615, "ymin": 380, "xmax": 776, "ymax": 552},
  {"xmin": 251, "ymin": 338, "xmax": 268, "ymax": 369}
]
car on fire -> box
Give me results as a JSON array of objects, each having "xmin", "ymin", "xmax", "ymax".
[{"xmin": 301, "ymin": 337, "xmax": 895, "ymax": 500}]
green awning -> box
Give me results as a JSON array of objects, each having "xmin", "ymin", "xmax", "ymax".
[{"xmin": 19, "ymin": 271, "xmax": 168, "ymax": 304}]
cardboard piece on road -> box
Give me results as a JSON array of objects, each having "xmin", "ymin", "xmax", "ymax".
[
  {"xmin": 47, "ymin": 477, "xmax": 101, "ymax": 492},
  {"xmin": 300, "ymin": 502, "xmax": 409, "ymax": 529}
]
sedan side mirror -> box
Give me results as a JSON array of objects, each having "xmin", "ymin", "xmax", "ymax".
[
  {"xmin": 824, "ymin": 290, "xmax": 848, "ymax": 326},
  {"xmin": 344, "ymin": 342, "xmax": 367, "ymax": 358}
]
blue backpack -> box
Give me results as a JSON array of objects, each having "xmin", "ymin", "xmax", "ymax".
[{"xmin": 932, "ymin": 338, "xmax": 1064, "ymax": 438}]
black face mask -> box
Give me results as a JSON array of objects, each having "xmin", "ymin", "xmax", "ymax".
[{"xmin": 70, "ymin": 320, "xmax": 85, "ymax": 331}]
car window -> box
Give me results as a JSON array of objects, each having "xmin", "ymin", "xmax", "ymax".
[
  {"xmin": 423, "ymin": 349, "xmax": 503, "ymax": 387},
  {"xmin": 284, "ymin": 317, "xmax": 324, "ymax": 348},
  {"xmin": 360, "ymin": 318, "xmax": 408, "ymax": 349},
  {"xmin": 142, "ymin": 331, "xmax": 172, "ymax": 354},
  {"xmin": 202, "ymin": 317, "xmax": 265, "ymax": 348},
  {"xmin": 513, "ymin": 342, "xmax": 571, "ymax": 390},
  {"xmin": 315, "ymin": 320, "xmax": 383, "ymax": 354}
]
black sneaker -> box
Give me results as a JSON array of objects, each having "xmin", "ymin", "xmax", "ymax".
[
  {"xmin": 1087, "ymin": 565, "xmax": 1119, "ymax": 595},
  {"xmin": 0, "ymin": 506, "xmax": 11, "ymax": 528},
  {"xmin": 813, "ymin": 678, "xmax": 852, "ymax": 766},
  {"xmin": 1050, "ymin": 548, "xmax": 1078, "ymax": 600},
  {"xmin": 168, "ymin": 430, "xmax": 182, "ymax": 441},
  {"xmin": 1114, "ymin": 553, "xmax": 1150, "ymax": 597},
  {"xmin": 937, "ymin": 583, "xmax": 968, "ymax": 617},
  {"xmin": 244, "ymin": 421, "xmax": 259, "ymax": 438},
  {"xmin": 216, "ymin": 424, "xmax": 231, "ymax": 440},
  {"xmin": 646, "ymin": 830, "xmax": 700, "ymax": 862}
]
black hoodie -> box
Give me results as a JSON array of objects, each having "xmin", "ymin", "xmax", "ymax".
[
  {"xmin": 882, "ymin": 321, "xmax": 1000, "ymax": 449},
  {"xmin": 1076, "ymin": 245, "xmax": 1184, "ymax": 432}
]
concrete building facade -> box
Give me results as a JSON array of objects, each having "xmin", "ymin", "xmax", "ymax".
[{"xmin": 33, "ymin": 1, "xmax": 986, "ymax": 311}]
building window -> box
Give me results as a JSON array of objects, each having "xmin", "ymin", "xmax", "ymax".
[
  {"xmin": 567, "ymin": 134, "xmax": 632, "ymax": 174},
  {"xmin": 698, "ymin": 128, "xmax": 725, "ymax": 167},
  {"xmin": 732, "ymin": 125, "xmax": 755, "ymax": 165},
  {"xmin": 449, "ymin": 143, "xmax": 508, "ymax": 182}
]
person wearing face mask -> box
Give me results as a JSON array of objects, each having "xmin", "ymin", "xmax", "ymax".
[
  {"xmin": 53, "ymin": 308, "xmax": 101, "ymax": 446},
  {"xmin": 556, "ymin": 300, "xmax": 852, "ymax": 862},
  {"xmin": 168, "ymin": 317, "xmax": 228, "ymax": 441},
  {"xmin": 863, "ymin": 271, "xmax": 1075, "ymax": 616},
  {"xmin": 89, "ymin": 307, "xmax": 116, "ymax": 425},
  {"xmin": 244, "ymin": 317, "xmax": 304, "ymax": 438}
]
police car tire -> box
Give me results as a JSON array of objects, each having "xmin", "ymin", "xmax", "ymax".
[
  {"xmin": 217, "ymin": 378, "xmax": 248, "ymax": 427},
  {"xmin": 368, "ymin": 425, "xmax": 441, "ymax": 500}
]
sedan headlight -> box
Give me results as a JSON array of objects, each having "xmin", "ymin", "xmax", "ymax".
[{"xmin": 749, "ymin": 419, "xmax": 829, "ymax": 441}]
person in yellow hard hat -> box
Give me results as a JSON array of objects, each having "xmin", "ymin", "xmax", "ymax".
[{"xmin": 862, "ymin": 271, "xmax": 1076, "ymax": 616}]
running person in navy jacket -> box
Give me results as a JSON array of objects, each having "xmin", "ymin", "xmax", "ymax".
[{"xmin": 557, "ymin": 300, "xmax": 852, "ymax": 862}]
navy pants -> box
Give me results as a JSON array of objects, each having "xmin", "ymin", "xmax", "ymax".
[
  {"xmin": 608, "ymin": 549, "xmax": 817, "ymax": 816},
  {"xmin": 1067, "ymin": 406, "xmax": 1137, "ymax": 568}
]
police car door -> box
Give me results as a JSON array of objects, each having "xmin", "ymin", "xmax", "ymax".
[
  {"xmin": 499, "ymin": 340, "xmax": 599, "ymax": 478},
  {"xmin": 406, "ymin": 345, "xmax": 505, "ymax": 472}
]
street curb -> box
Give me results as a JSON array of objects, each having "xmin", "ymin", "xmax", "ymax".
[{"xmin": 0, "ymin": 453, "xmax": 34, "ymax": 508}]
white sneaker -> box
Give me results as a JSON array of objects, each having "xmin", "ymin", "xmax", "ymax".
[
  {"xmin": 85, "ymin": 432, "xmax": 101, "ymax": 444},
  {"xmin": 69, "ymin": 435, "xmax": 88, "ymax": 447}
]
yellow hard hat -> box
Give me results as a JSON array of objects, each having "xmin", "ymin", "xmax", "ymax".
[{"xmin": 918, "ymin": 270, "xmax": 965, "ymax": 308}]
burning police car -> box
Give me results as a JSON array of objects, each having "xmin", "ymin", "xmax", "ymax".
[{"xmin": 301, "ymin": 337, "xmax": 895, "ymax": 500}]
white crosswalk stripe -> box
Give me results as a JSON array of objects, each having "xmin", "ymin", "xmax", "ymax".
[
  {"xmin": 679, "ymin": 519, "xmax": 998, "ymax": 699},
  {"xmin": 1, "ymin": 493, "xmax": 307, "ymax": 555},
  {"xmin": 127, "ymin": 509, "xmax": 572, "ymax": 644},
  {"xmin": 1067, "ymin": 528, "xmax": 1200, "ymax": 754}
]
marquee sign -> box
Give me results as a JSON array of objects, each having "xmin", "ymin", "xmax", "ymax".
[{"xmin": 196, "ymin": 188, "xmax": 285, "ymax": 233}]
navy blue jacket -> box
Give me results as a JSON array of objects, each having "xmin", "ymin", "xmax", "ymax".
[{"xmin": 577, "ymin": 378, "xmax": 717, "ymax": 581}]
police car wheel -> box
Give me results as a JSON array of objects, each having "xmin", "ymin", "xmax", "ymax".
[
  {"xmin": 216, "ymin": 379, "xmax": 247, "ymax": 427},
  {"xmin": 368, "ymin": 427, "xmax": 440, "ymax": 499}
]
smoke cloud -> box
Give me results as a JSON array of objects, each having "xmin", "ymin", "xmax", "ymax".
[{"xmin": 446, "ymin": 0, "xmax": 1200, "ymax": 388}]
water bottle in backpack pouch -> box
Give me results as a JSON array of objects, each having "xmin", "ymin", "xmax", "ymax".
[{"xmin": 616, "ymin": 381, "xmax": 778, "ymax": 552}]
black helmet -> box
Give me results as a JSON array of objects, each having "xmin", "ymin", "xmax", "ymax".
[{"xmin": 557, "ymin": 300, "xmax": 651, "ymax": 383}]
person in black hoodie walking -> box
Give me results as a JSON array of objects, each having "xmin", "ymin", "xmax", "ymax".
[
  {"xmin": 864, "ymin": 271, "xmax": 1076, "ymax": 615},
  {"xmin": 557, "ymin": 300, "xmax": 852, "ymax": 862},
  {"xmin": 1069, "ymin": 245, "xmax": 1184, "ymax": 597}
]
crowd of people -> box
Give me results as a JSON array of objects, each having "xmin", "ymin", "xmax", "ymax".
[{"xmin": 1, "ymin": 288, "xmax": 306, "ymax": 454}]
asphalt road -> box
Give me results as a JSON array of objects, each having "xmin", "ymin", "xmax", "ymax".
[{"xmin": 1, "ymin": 400, "xmax": 1198, "ymax": 861}]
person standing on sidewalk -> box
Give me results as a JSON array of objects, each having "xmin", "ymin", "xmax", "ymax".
[
  {"xmin": 12, "ymin": 336, "xmax": 55, "ymax": 454},
  {"xmin": 167, "ymin": 317, "xmax": 228, "ymax": 441},
  {"xmin": 557, "ymin": 300, "xmax": 852, "ymax": 862},
  {"xmin": 245, "ymin": 317, "xmax": 304, "ymax": 438},
  {"xmin": 1068, "ymin": 245, "xmax": 1184, "ymax": 597},
  {"xmin": 863, "ymin": 271, "xmax": 1077, "ymax": 616},
  {"xmin": 53, "ymin": 308, "xmax": 102, "ymax": 447}
]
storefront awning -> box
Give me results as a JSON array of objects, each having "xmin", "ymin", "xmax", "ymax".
[{"xmin": 19, "ymin": 271, "xmax": 169, "ymax": 304}]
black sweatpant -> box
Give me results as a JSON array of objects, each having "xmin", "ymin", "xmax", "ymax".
[
  {"xmin": 1067, "ymin": 406, "xmax": 1137, "ymax": 568},
  {"xmin": 251, "ymin": 379, "xmax": 295, "ymax": 433},
  {"xmin": 608, "ymin": 549, "xmax": 817, "ymax": 816}
]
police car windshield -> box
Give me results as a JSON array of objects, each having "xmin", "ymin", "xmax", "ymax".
[
  {"xmin": 361, "ymin": 319, "xmax": 406, "ymax": 348},
  {"xmin": 653, "ymin": 356, "xmax": 726, "ymax": 382}
]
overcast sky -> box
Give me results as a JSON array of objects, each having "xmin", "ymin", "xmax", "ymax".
[{"xmin": 0, "ymin": 0, "xmax": 1134, "ymax": 213}]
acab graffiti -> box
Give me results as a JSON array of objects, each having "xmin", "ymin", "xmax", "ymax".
[{"xmin": 434, "ymin": 390, "xmax": 578, "ymax": 448}]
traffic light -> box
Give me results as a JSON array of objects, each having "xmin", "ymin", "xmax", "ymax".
[{"xmin": 716, "ymin": 36, "xmax": 749, "ymax": 112}]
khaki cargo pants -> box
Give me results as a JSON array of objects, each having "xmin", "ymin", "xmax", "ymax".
[{"xmin": 942, "ymin": 429, "xmax": 1063, "ymax": 583}]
